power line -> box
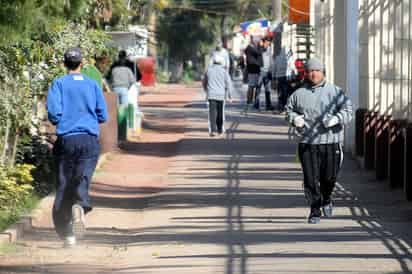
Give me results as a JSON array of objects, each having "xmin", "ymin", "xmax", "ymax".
[
  {"xmin": 165, "ymin": 5, "xmax": 233, "ymax": 15},
  {"xmin": 281, "ymin": 0, "xmax": 311, "ymax": 16},
  {"xmin": 162, "ymin": 1, "xmax": 275, "ymax": 18}
]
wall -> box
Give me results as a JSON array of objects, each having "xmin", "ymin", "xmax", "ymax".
[{"xmin": 359, "ymin": 0, "xmax": 412, "ymax": 120}]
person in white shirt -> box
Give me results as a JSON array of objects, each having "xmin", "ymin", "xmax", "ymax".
[
  {"xmin": 272, "ymin": 47, "xmax": 296, "ymax": 112},
  {"xmin": 255, "ymin": 37, "xmax": 274, "ymax": 110},
  {"xmin": 209, "ymin": 40, "xmax": 230, "ymax": 72}
]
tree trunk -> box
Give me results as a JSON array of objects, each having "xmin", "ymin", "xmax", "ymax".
[
  {"xmin": 170, "ymin": 61, "xmax": 183, "ymax": 83},
  {"xmin": 148, "ymin": 7, "xmax": 157, "ymax": 58},
  {"xmin": 272, "ymin": 0, "xmax": 282, "ymax": 57},
  {"xmin": 220, "ymin": 15, "xmax": 229, "ymax": 43},
  {"xmin": 9, "ymin": 130, "xmax": 19, "ymax": 167},
  {"xmin": 1, "ymin": 117, "xmax": 11, "ymax": 166}
]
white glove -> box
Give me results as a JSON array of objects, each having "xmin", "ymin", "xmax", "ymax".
[
  {"xmin": 293, "ymin": 115, "xmax": 305, "ymax": 128},
  {"xmin": 323, "ymin": 115, "xmax": 340, "ymax": 128}
]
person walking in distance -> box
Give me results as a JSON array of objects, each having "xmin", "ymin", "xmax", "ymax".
[
  {"xmin": 273, "ymin": 47, "xmax": 295, "ymax": 112},
  {"xmin": 244, "ymin": 35, "xmax": 263, "ymax": 111},
  {"xmin": 285, "ymin": 58, "xmax": 353, "ymax": 224},
  {"xmin": 255, "ymin": 37, "xmax": 274, "ymax": 111},
  {"xmin": 209, "ymin": 39, "xmax": 231, "ymax": 72},
  {"xmin": 106, "ymin": 50, "xmax": 136, "ymax": 106},
  {"xmin": 47, "ymin": 47, "xmax": 108, "ymax": 247},
  {"xmin": 203, "ymin": 54, "xmax": 233, "ymax": 137}
]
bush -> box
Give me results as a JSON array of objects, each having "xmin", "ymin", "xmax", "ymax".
[
  {"xmin": 181, "ymin": 68, "xmax": 194, "ymax": 84},
  {"xmin": 0, "ymin": 194, "xmax": 39, "ymax": 232},
  {"xmin": 0, "ymin": 164, "xmax": 34, "ymax": 211},
  {"xmin": 156, "ymin": 69, "xmax": 171, "ymax": 83},
  {"xmin": 0, "ymin": 163, "xmax": 40, "ymax": 232},
  {"xmin": 16, "ymin": 133, "xmax": 55, "ymax": 196}
]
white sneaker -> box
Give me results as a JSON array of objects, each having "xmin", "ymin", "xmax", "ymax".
[
  {"xmin": 322, "ymin": 203, "xmax": 333, "ymax": 217},
  {"xmin": 63, "ymin": 236, "xmax": 76, "ymax": 248},
  {"xmin": 72, "ymin": 204, "xmax": 86, "ymax": 239}
]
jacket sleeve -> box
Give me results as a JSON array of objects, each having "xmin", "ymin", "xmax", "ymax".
[
  {"xmin": 46, "ymin": 80, "xmax": 63, "ymax": 125},
  {"xmin": 128, "ymin": 69, "xmax": 135, "ymax": 88},
  {"xmin": 225, "ymin": 71, "xmax": 233, "ymax": 99},
  {"xmin": 95, "ymin": 83, "xmax": 108, "ymax": 123},
  {"xmin": 285, "ymin": 93, "xmax": 300, "ymax": 125},
  {"xmin": 202, "ymin": 72, "xmax": 208, "ymax": 92},
  {"xmin": 272, "ymin": 58, "xmax": 278, "ymax": 79},
  {"xmin": 335, "ymin": 88, "xmax": 353, "ymax": 125},
  {"xmin": 136, "ymin": 67, "xmax": 142, "ymax": 81},
  {"xmin": 245, "ymin": 46, "xmax": 259, "ymax": 66}
]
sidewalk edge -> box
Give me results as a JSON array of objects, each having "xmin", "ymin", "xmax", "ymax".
[{"xmin": 0, "ymin": 153, "xmax": 110, "ymax": 246}]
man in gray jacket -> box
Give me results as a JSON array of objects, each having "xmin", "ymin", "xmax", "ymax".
[
  {"xmin": 203, "ymin": 54, "xmax": 233, "ymax": 137},
  {"xmin": 285, "ymin": 58, "xmax": 353, "ymax": 224}
]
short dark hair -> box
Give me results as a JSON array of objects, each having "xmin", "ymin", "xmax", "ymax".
[
  {"xmin": 118, "ymin": 50, "xmax": 127, "ymax": 59},
  {"xmin": 64, "ymin": 60, "xmax": 81, "ymax": 70}
]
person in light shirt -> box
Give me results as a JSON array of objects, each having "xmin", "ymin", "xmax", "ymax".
[{"xmin": 285, "ymin": 57, "xmax": 353, "ymax": 224}]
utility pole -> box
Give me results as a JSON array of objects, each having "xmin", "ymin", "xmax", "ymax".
[
  {"xmin": 272, "ymin": 0, "xmax": 282, "ymax": 56},
  {"xmin": 272, "ymin": 0, "xmax": 282, "ymax": 23}
]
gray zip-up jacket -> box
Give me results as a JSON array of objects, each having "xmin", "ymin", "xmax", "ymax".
[
  {"xmin": 285, "ymin": 80, "xmax": 353, "ymax": 144},
  {"xmin": 203, "ymin": 64, "xmax": 233, "ymax": 101},
  {"xmin": 110, "ymin": 66, "xmax": 135, "ymax": 89}
]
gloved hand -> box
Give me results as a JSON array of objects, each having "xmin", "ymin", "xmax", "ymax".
[
  {"xmin": 323, "ymin": 115, "xmax": 340, "ymax": 128},
  {"xmin": 293, "ymin": 115, "xmax": 305, "ymax": 128}
]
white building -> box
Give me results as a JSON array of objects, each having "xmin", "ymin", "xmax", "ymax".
[{"xmin": 311, "ymin": 0, "xmax": 412, "ymax": 198}]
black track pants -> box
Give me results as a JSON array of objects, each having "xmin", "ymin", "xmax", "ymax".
[
  {"xmin": 208, "ymin": 99, "xmax": 224, "ymax": 134},
  {"xmin": 298, "ymin": 143, "xmax": 343, "ymax": 210}
]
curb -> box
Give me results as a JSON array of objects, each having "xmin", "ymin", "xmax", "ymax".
[
  {"xmin": 0, "ymin": 195, "xmax": 54, "ymax": 246},
  {"xmin": 0, "ymin": 216, "xmax": 31, "ymax": 244},
  {"xmin": 0, "ymin": 153, "xmax": 111, "ymax": 247}
]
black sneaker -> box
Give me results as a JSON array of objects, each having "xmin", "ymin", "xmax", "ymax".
[
  {"xmin": 308, "ymin": 209, "xmax": 321, "ymax": 224},
  {"xmin": 322, "ymin": 203, "xmax": 333, "ymax": 217}
]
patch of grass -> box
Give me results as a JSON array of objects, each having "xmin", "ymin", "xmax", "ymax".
[
  {"xmin": 156, "ymin": 70, "xmax": 171, "ymax": 83},
  {"xmin": 181, "ymin": 70, "xmax": 194, "ymax": 84},
  {"xmin": 0, "ymin": 242, "xmax": 20, "ymax": 255},
  {"xmin": 0, "ymin": 194, "xmax": 40, "ymax": 232}
]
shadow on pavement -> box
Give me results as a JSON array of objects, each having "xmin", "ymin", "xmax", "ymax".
[{"xmin": 6, "ymin": 93, "xmax": 411, "ymax": 274}]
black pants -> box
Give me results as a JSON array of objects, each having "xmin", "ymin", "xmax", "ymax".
[
  {"xmin": 208, "ymin": 99, "xmax": 224, "ymax": 134},
  {"xmin": 277, "ymin": 77, "xmax": 289, "ymax": 110},
  {"xmin": 246, "ymin": 86, "xmax": 255, "ymax": 105},
  {"xmin": 298, "ymin": 143, "xmax": 343, "ymax": 210},
  {"xmin": 52, "ymin": 134, "xmax": 100, "ymax": 238}
]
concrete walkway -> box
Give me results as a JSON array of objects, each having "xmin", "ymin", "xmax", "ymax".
[{"xmin": 1, "ymin": 82, "xmax": 412, "ymax": 273}]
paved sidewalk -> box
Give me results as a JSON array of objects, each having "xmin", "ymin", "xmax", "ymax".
[{"xmin": 1, "ymin": 82, "xmax": 412, "ymax": 273}]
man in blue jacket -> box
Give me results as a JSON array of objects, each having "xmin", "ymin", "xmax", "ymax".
[
  {"xmin": 285, "ymin": 58, "xmax": 353, "ymax": 224},
  {"xmin": 47, "ymin": 47, "xmax": 108, "ymax": 247}
]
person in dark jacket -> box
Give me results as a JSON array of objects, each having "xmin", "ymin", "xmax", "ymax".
[
  {"xmin": 106, "ymin": 50, "xmax": 138, "ymax": 105},
  {"xmin": 47, "ymin": 47, "xmax": 108, "ymax": 247},
  {"xmin": 108, "ymin": 50, "xmax": 142, "ymax": 82},
  {"xmin": 244, "ymin": 36, "xmax": 263, "ymax": 111}
]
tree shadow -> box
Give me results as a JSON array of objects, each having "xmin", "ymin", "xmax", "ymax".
[{"xmin": 4, "ymin": 87, "xmax": 412, "ymax": 273}]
